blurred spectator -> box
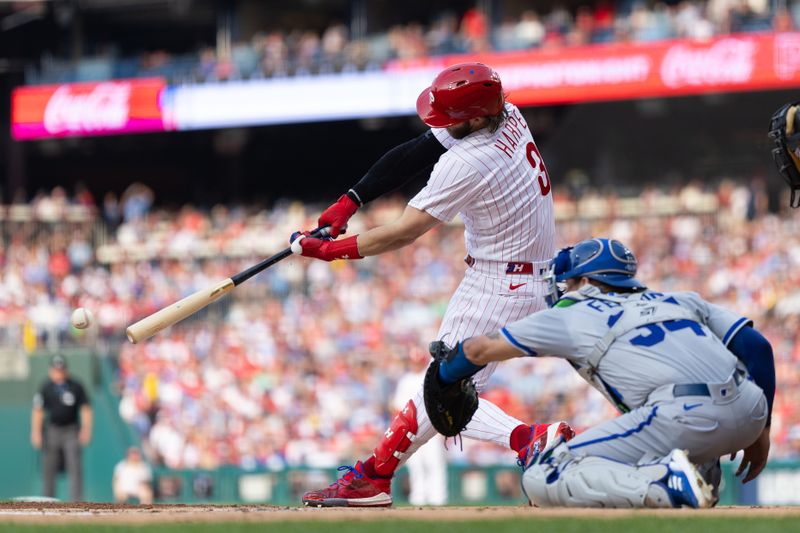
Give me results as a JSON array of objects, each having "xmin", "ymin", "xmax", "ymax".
[
  {"xmin": 121, "ymin": 183, "xmax": 154, "ymax": 223},
  {"xmin": 113, "ymin": 447, "xmax": 154, "ymax": 504},
  {"xmin": 102, "ymin": 192, "xmax": 122, "ymax": 232},
  {"xmin": 674, "ymin": 1, "xmax": 715, "ymax": 39},
  {"xmin": 74, "ymin": 183, "xmax": 95, "ymax": 209},
  {"xmin": 460, "ymin": 6, "xmax": 490, "ymax": 52},
  {"xmin": 294, "ymin": 30, "xmax": 322, "ymax": 74},
  {"xmin": 33, "ymin": 186, "xmax": 68, "ymax": 222},
  {"xmin": 427, "ymin": 12, "xmax": 462, "ymax": 55},
  {"xmin": 321, "ymin": 22, "xmax": 348, "ymax": 72},
  {"xmin": 793, "ymin": 0, "xmax": 800, "ymax": 29},
  {"xmin": 515, "ymin": 11, "xmax": 546, "ymax": 49}
]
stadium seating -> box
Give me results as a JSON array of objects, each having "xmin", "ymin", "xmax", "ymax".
[
  {"xmin": 5, "ymin": 180, "xmax": 798, "ymax": 468},
  {"xmin": 27, "ymin": 0, "xmax": 795, "ymax": 84}
]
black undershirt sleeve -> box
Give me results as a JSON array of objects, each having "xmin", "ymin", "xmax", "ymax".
[{"xmin": 346, "ymin": 130, "xmax": 447, "ymax": 206}]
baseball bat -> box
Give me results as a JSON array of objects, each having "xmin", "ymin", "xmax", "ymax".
[{"xmin": 125, "ymin": 226, "xmax": 330, "ymax": 344}]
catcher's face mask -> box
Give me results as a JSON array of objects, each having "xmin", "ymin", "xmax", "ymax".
[
  {"xmin": 544, "ymin": 247, "xmax": 572, "ymax": 307},
  {"xmin": 769, "ymin": 101, "xmax": 800, "ymax": 208}
]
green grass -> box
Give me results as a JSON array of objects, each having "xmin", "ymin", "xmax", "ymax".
[{"xmin": 3, "ymin": 517, "xmax": 800, "ymax": 533}]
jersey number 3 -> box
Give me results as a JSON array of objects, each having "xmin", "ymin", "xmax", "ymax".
[{"xmin": 526, "ymin": 142, "xmax": 551, "ymax": 197}]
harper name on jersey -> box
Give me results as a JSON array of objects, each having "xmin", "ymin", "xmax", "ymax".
[{"xmin": 410, "ymin": 102, "xmax": 555, "ymax": 267}]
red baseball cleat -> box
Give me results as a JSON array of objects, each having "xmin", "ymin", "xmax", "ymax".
[
  {"xmin": 517, "ymin": 421, "xmax": 576, "ymax": 469},
  {"xmin": 302, "ymin": 461, "xmax": 392, "ymax": 507}
]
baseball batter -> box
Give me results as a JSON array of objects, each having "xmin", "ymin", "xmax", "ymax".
[
  {"xmin": 434, "ymin": 238, "xmax": 775, "ymax": 508},
  {"xmin": 291, "ymin": 62, "xmax": 573, "ymax": 507}
]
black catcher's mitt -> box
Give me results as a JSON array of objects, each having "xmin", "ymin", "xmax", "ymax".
[
  {"xmin": 769, "ymin": 101, "xmax": 800, "ymax": 208},
  {"xmin": 423, "ymin": 341, "xmax": 479, "ymax": 437}
]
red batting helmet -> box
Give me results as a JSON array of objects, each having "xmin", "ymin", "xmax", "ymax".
[{"xmin": 416, "ymin": 62, "xmax": 504, "ymax": 128}]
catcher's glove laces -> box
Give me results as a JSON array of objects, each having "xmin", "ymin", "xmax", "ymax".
[{"xmin": 443, "ymin": 433, "xmax": 464, "ymax": 451}]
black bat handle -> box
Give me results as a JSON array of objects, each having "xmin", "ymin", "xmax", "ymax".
[{"xmin": 231, "ymin": 226, "xmax": 330, "ymax": 286}]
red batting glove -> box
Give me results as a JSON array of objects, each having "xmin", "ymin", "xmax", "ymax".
[
  {"xmin": 290, "ymin": 232, "xmax": 363, "ymax": 261},
  {"xmin": 318, "ymin": 195, "xmax": 359, "ymax": 238}
]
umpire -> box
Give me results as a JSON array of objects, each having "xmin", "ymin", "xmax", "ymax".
[{"xmin": 30, "ymin": 355, "xmax": 93, "ymax": 501}]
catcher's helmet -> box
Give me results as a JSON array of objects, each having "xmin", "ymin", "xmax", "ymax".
[
  {"xmin": 416, "ymin": 62, "xmax": 504, "ymax": 128},
  {"xmin": 553, "ymin": 237, "xmax": 645, "ymax": 290}
]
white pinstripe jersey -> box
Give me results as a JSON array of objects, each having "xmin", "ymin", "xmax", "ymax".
[{"xmin": 408, "ymin": 103, "xmax": 555, "ymax": 264}]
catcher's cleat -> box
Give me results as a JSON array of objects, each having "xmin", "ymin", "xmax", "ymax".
[
  {"xmin": 302, "ymin": 461, "xmax": 392, "ymax": 507},
  {"xmin": 662, "ymin": 449, "xmax": 714, "ymax": 508},
  {"xmin": 517, "ymin": 421, "xmax": 576, "ymax": 468}
]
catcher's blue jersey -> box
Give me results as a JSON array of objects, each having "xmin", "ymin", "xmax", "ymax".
[{"xmin": 501, "ymin": 285, "xmax": 751, "ymax": 411}]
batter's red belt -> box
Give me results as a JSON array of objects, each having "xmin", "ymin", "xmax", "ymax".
[{"xmin": 464, "ymin": 255, "xmax": 550, "ymax": 278}]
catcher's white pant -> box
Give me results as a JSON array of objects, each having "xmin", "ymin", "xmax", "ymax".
[
  {"xmin": 522, "ymin": 377, "xmax": 767, "ymax": 507},
  {"xmin": 402, "ymin": 266, "xmax": 549, "ymax": 461},
  {"xmin": 562, "ymin": 374, "xmax": 767, "ymax": 465}
]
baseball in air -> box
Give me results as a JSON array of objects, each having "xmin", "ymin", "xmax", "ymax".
[{"xmin": 70, "ymin": 308, "xmax": 93, "ymax": 329}]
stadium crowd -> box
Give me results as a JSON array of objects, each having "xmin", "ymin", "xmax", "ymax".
[
  {"xmin": 4, "ymin": 178, "xmax": 800, "ymax": 470},
  {"xmin": 34, "ymin": 0, "xmax": 798, "ymax": 83}
]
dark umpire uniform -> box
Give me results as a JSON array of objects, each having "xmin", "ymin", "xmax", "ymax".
[{"xmin": 30, "ymin": 355, "xmax": 93, "ymax": 501}]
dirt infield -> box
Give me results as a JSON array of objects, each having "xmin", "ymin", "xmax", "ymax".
[{"xmin": 0, "ymin": 502, "xmax": 799, "ymax": 524}]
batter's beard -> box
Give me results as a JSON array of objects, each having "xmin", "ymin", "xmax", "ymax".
[{"xmin": 446, "ymin": 121, "xmax": 474, "ymax": 139}]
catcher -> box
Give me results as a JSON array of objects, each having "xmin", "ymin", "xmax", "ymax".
[
  {"xmin": 425, "ymin": 238, "xmax": 774, "ymax": 508},
  {"xmin": 769, "ymin": 101, "xmax": 800, "ymax": 208}
]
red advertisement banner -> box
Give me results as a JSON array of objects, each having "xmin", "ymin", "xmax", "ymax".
[
  {"xmin": 388, "ymin": 32, "xmax": 800, "ymax": 105},
  {"xmin": 10, "ymin": 32, "xmax": 800, "ymax": 139},
  {"xmin": 11, "ymin": 78, "xmax": 171, "ymax": 140}
]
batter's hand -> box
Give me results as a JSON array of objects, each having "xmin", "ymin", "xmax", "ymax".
[
  {"xmin": 732, "ymin": 425, "xmax": 770, "ymax": 483},
  {"xmin": 290, "ymin": 231, "xmax": 362, "ymax": 261},
  {"xmin": 318, "ymin": 195, "xmax": 359, "ymax": 238},
  {"xmin": 31, "ymin": 432, "xmax": 42, "ymax": 450}
]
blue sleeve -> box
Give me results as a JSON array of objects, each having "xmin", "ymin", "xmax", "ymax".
[
  {"xmin": 437, "ymin": 342, "xmax": 485, "ymax": 385},
  {"xmin": 728, "ymin": 326, "xmax": 775, "ymax": 426}
]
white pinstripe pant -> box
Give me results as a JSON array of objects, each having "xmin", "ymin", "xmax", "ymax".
[{"xmin": 403, "ymin": 267, "xmax": 548, "ymax": 460}]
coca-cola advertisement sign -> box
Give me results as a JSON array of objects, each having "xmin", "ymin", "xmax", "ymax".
[
  {"xmin": 12, "ymin": 78, "xmax": 170, "ymax": 140},
  {"xmin": 43, "ymin": 83, "xmax": 131, "ymax": 134},
  {"xmin": 660, "ymin": 38, "xmax": 756, "ymax": 88},
  {"xmin": 774, "ymin": 32, "xmax": 800, "ymax": 81}
]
